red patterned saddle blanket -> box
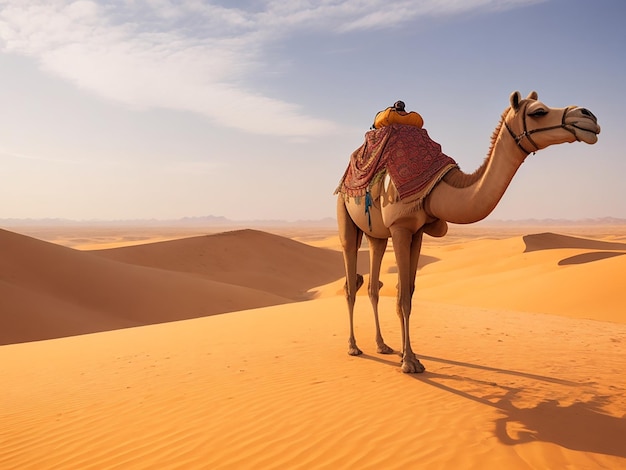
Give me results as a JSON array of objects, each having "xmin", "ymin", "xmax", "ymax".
[{"xmin": 335, "ymin": 124, "xmax": 457, "ymax": 201}]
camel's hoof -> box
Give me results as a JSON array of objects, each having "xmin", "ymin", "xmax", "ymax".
[
  {"xmin": 377, "ymin": 344, "xmax": 394, "ymax": 355},
  {"xmin": 348, "ymin": 347, "xmax": 363, "ymax": 356},
  {"xmin": 401, "ymin": 359, "xmax": 426, "ymax": 374}
]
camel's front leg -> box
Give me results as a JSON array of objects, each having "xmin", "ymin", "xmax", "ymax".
[
  {"xmin": 365, "ymin": 235, "xmax": 393, "ymax": 354},
  {"xmin": 391, "ymin": 227, "xmax": 425, "ymax": 373}
]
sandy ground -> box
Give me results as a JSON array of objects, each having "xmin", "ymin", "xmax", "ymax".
[{"xmin": 1, "ymin": 223, "xmax": 625, "ymax": 469}]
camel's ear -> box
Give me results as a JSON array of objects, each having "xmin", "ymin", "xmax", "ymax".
[
  {"xmin": 527, "ymin": 91, "xmax": 538, "ymax": 100},
  {"xmin": 510, "ymin": 91, "xmax": 522, "ymax": 111}
]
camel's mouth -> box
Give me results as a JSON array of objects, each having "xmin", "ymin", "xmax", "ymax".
[
  {"xmin": 566, "ymin": 108, "xmax": 600, "ymax": 144},
  {"xmin": 571, "ymin": 122, "xmax": 601, "ymax": 144}
]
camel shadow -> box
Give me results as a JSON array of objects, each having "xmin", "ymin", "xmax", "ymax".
[
  {"xmin": 358, "ymin": 353, "xmax": 626, "ymax": 458},
  {"xmin": 491, "ymin": 392, "xmax": 625, "ymax": 456}
]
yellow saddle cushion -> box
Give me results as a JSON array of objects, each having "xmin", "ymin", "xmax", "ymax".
[{"xmin": 373, "ymin": 107, "xmax": 423, "ymax": 129}]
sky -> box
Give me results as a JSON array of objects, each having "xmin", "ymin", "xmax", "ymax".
[{"xmin": 0, "ymin": 0, "xmax": 624, "ymax": 222}]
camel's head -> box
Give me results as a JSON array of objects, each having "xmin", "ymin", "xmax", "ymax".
[{"xmin": 506, "ymin": 91, "xmax": 601, "ymax": 154}]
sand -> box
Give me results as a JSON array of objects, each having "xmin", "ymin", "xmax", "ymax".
[{"xmin": 1, "ymin": 223, "xmax": 625, "ymax": 469}]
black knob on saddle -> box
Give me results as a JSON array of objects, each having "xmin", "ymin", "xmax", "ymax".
[{"xmin": 393, "ymin": 100, "xmax": 406, "ymax": 112}]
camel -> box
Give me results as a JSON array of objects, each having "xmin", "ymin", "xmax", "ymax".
[{"xmin": 336, "ymin": 91, "xmax": 600, "ymax": 373}]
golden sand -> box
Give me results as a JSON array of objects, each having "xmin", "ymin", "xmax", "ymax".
[{"xmin": 1, "ymin": 224, "xmax": 625, "ymax": 469}]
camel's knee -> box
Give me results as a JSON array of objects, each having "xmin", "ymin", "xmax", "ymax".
[
  {"xmin": 368, "ymin": 280, "xmax": 384, "ymax": 300},
  {"xmin": 395, "ymin": 296, "xmax": 413, "ymax": 318},
  {"xmin": 344, "ymin": 274, "xmax": 364, "ymax": 296},
  {"xmin": 394, "ymin": 283, "xmax": 415, "ymax": 296}
]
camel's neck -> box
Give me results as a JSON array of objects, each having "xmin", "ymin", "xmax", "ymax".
[{"xmin": 426, "ymin": 111, "xmax": 528, "ymax": 224}]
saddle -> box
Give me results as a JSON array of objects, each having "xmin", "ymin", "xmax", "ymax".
[{"xmin": 335, "ymin": 124, "xmax": 457, "ymax": 203}]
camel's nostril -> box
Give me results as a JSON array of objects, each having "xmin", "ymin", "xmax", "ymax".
[{"xmin": 581, "ymin": 108, "xmax": 597, "ymax": 122}]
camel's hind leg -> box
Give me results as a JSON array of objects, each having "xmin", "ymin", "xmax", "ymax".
[
  {"xmin": 365, "ymin": 235, "xmax": 393, "ymax": 354},
  {"xmin": 337, "ymin": 196, "xmax": 364, "ymax": 356}
]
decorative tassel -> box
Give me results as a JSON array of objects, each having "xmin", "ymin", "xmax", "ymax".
[{"xmin": 365, "ymin": 189, "xmax": 373, "ymax": 232}]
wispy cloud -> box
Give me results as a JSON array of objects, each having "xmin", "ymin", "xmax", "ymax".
[
  {"xmin": 0, "ymin": 0, "xmax": 543, "ymax": 136},
  {"xmin": 0, "ymin": 147, "xmax": 90, "ymax": 164}
]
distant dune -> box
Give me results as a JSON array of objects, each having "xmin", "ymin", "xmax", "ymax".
[
  {"xmin": 92, "ymin": 229, "xmax": 347, "ymax": 299},
  {"xmin": 0, "ymin": 229, "xmax": 346, "ymax": 345},
  {"xmin": 410, "ymin": 232, "xmax": 626, "ymax": 323},
  {"xmin": 523, "ymin": 232, "xmax": 626, "ymax": 252},
  {"xmin": 3, "ymin": 227, "xmax": 625, "ymax": 345}
]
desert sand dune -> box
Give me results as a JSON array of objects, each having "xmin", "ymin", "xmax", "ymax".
[
  {"xmin": 413, "ymin": 234, "xmax": 626, "ymax": 323},
  {"xmin": 91, "ymin": 229, "xmax": 350, "ymax": 299},
  {"xmin": 1, "ymin": 224, "xmax": 625, "ymax": 469},
  {"xmin": 0, "ymin": 229, "xmax": 347, "ymax": 345},
  {"xmin": 523, "ymin": 232, "xmax": 626, "ymax": 252}
]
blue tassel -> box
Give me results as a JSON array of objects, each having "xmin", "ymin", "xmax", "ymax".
[{"xmin": 365, "ymin": 189, "xmax": 373, "ymax": 232}]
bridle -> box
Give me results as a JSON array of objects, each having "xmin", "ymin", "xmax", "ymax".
[{"xmin": 504, "ymin": 102, "xmax": 577, "ymax": 156}]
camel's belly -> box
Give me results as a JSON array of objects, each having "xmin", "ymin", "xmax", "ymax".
[
  {"xmin": 343, "ymin": 174, "xmax": 433, "ymax": 237},
  {"xmin": 345, "ymin": 197, "xmax": 391, "ymax": 239}
]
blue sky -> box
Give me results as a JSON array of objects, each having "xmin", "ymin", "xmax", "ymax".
[{"xmin": 0, "ymin": 0, "xmax": 624, "ymax": 222}]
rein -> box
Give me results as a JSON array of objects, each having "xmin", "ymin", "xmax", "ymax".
[{"xmin": 504, "ymin": 102, "xmax": 577, "ymax": 156}]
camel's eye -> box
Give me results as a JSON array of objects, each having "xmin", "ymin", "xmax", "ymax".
[{"xmin": 528, "ymin": 109, "xmax": 548, "ymax": 117}]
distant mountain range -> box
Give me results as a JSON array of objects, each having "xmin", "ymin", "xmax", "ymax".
[
  {"xmin": 1, "ymin": 216, "xmax": 626, "ymax": 228},
  {"xmin": 476, "ymin": 217, "xmax": 626, "ymax": 226},
  {"xmin": 0, "ymin": 216, "xmax": 339, "ymax": 228}
]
